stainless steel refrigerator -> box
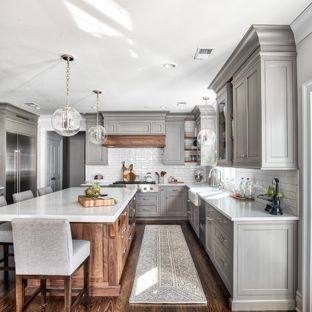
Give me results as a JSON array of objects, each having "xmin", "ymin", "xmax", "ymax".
[{"xmin": 6, "ymin": 132, "xmax": 36, "ymax": 204}]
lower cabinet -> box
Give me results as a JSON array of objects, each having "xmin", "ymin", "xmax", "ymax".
[
  {"xmin": 136, "ymin": 192, "xmax": 160, "ymax": 217},
  {"xmin": 136, "ymin": 186, "xmax": 187, "ymax": 219},
  {"xmin": 202, "ymin": 201, "xmax": 297, "ymax": 311}
]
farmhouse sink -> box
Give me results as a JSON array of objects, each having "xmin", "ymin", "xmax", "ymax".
[{"xmin": 188, "ymin": 187, "xmax": 223, "ymax": 206}]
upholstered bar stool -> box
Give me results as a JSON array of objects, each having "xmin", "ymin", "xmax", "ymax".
[
  {"xmin": 38, "ymin": 186, "xmax": 53, "ymax": 196},
  {"xmin": 12, "ymin": 190, "xmax": 34, "ymax": 203},
  {"xmin": 12, "ymin": 218, "xmax": 90, "ymax": 312},
  {"xmin": 0, "ymin": 196, "xmax": 14, "ymax": 282}
]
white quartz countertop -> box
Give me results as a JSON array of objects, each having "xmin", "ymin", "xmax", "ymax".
[
  {"xmin": 0, "ymin": 187, "xmax": 137, "ymax": 223},
  {"xmin": 191, "ymin": 189, "xmax": 299, "ymax": 222}
]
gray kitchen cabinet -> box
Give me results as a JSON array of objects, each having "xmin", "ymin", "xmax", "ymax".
[
  {"xmin": 233, "ymin": 60, "xmax": 261, "ymax": 167},
  {"xmin": 136, "ymin": 192, "xmax": 160, "ymax": 217},
  {"xmin": 192, "ymin": 105, "xmax": 217, "ymax": 166},
  {"xmin": 85, "ymin": 114, "xmax": 108, "ymax": 165},
  {"xmin": 159, "ymin": 186, "xmax": 187, "ymax": 218},
  {"xmin": 102, "ymin": 112, "xmax": 166, "ymax": 135},
  {"xmin": 163, "ymin": 117, "xmax": 184, "ymax": 165},
  {"xmin": 202, "ymin": 201, "xmax": 297, "ymax": 311},
  {"xmin": 209, "ymin": 25, "xmax": 297, "ymax": 170},
  {"xmin": 164, "ymin": 186, "xmax": 187, "ymax": 217},
  {"xmin": 217, "ymin": 83, "xmax": 233, "ymax": 166}
]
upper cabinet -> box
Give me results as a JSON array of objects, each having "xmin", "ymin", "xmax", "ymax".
[
  {"xmin": 193, "ymin": 105, "xmax": 217, "ymax": 166},
  {"xmin": 163, "ymin": 116, "xmax": 184, "ymax": 165},
  {"xmin": 209, "ymin": 25, "xmax": 297, "ymax": 170},
  {"xmin": 102, "ymin": 112, "xmax": 166, "ymax": 135},
  {"xmin": 85, "ymin": 114, "xmax": 108, "ymax": 165},
  {"xmin": 216, "ymin": 83, "xmax": 233, "ymax": 166}
]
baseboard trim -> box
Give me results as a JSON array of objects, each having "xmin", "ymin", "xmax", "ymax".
[
  {"xmin": 231, "ymin": 298, "xmax": 296, "ymax": 311},
  {"xmin": 296, "ymin": 290, "xmax": 302, "ymax": 312}
]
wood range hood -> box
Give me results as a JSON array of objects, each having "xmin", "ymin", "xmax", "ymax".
[{"xmin": 103, "ymin": 135, "xmax": 166, "ymax": 148}]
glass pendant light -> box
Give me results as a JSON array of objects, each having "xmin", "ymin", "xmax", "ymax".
[
  {"xmin": 197, "ymin": 97, "xmax": 216, "ymax": 146},
  {"xmin": 51, "ymin": 54, "xmax": 81, "ymax": 136},
  {"xmin": 88, "ymin": 90, "xmax": 107, "ymax": 145}
]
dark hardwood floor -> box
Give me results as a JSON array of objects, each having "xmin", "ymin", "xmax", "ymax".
[{"xmin": 0, "ymin": 221, "xmax": 284, "ymax": 312}]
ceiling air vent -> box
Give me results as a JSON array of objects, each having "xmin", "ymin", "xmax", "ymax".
[{"xmin": 194, "ymin": 47, "xmax": 213, "ymax": 60}]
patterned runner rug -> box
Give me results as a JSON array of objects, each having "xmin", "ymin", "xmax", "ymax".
[{"xmin": 129, "ymin": 225, "xmax": 207, "ymax": 304}]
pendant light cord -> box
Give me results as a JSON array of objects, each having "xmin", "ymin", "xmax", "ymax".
[
  {"xmin": 65, "ymin": 57, "xmax": 70, "ymax": 109},
  {"xmin": 96, "ymin": 92, "xmax": 99, "ymax": 127}
]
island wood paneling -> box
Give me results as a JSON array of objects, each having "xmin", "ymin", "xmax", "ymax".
[{"xmin": 26, "ymin": 198, "xmax": 135, "ymax": 297}]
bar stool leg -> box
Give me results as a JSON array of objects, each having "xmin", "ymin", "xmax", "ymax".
[
  {"xmin": 15, "ymin": 276, "xmax": 24, "ymax": 312},
  {"xmin": 64, "ymin": 276, "xmax": 72, "ymax": 312},
  {"xmin": 4, "ymin": 244, "xmax": 9, "ymax": 282},
  {"xmin": 84, "ymin": 257, "xmax": 91, "ymax": 309},
  {"xmin": 40, "ymin": 279, "xmax": 47, "ymax": 305}
]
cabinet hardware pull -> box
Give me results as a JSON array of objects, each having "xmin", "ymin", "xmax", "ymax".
[
  {"xmin": 206, "ymin": 217, "xmax": 214, "ymax": 221},
  {"xmin": 123, "ymin": 248, "xmax": 126, "ymax": 254}
]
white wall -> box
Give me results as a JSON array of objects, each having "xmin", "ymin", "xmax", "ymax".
[{"xmin": 86, "ymin": 148, "xmax": 206, "ymax": 183}]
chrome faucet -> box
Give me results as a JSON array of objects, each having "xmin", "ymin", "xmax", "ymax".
[{"xmin": 208, "ymin": 167, "xmax": 222, "ymax": 188}]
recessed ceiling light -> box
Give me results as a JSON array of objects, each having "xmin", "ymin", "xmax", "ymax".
[
  {"xmin": 91, "ymin": 105, "xmax": 96, "ymax": 110},
  {"xmin": 25, "ymin": 102, "xmax": 40, "ymax": 110},
  {"xmin": 163, "ymin": 63, "xmax": 176, "ymax": 69},
  {"xmin": 177, "ymin": 101, "xmax": 187, "ymax": 108},
  {"xmin": 160, "ymin": 105, "xmax": 167, "ymax": 110}
]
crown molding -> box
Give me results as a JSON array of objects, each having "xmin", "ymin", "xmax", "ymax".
[
  {"xmin": 291, "ymin": 3, "xmax": 312, "ymax": 44},
  {"xmin": 208, "ymin": 24, "xmax": 296, "ymax": 92}
]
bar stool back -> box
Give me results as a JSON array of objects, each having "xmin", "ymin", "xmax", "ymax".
[
  {"xmin": 37, "ymin": 186, "xmax": 53, "ymax": 196},
  {"xmin": 12, "ymin": 190, "xmax": 34, "ymax": 203},
  {"xmin": 12, "ymin": 218, "xmax": 90, "ymax": 312},
  {"xmin": 0, "ymin": 196, "xmax": 14, "ymax": 282}
]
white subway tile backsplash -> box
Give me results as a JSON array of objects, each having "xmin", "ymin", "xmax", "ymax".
[
  {"xmin": 217, "ymin": 167, "xmax": 299, "ymax": 215},
  {"xmin": 86, "ymin": 148, "xmax": 205, "ymax": 184}
]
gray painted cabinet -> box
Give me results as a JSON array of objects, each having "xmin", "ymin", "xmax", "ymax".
[
  {"xmin": 216, "ymin": 83, "xmax": 233, "ymax": 166},
  {"xmin": 163, "ymin": 118, "xmax": 184, "ymax": 165},
  {"xmin": 102, "ymin": 112, "xmax": 166, "ymax": 135},
  {"xmin": 85, "ymin": 115, "xmax": 108, "ymax": 165},
  {"xmin": 136, "ymin": 186, "xmax": 187, "ymax": 219},
  {"xmin": 136, "ymin": 192, "xmax": 160, "ymax": 217},
  {"xmin": 233, "ymin": 59, "xmax": 261, "ymax": 167},
  {"xmin": 210, "ymin": 26, "xmax": 297, "ymax": 170},
  {"xmin": 161, "ymin": 186, "xmax": 187, "ymax": 217},
  {"xmin": 202, "ymin": 201, "xmax": 297, "ymax": 311}
]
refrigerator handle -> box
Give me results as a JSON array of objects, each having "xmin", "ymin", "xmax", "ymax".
[
  {"xmin": 14, "ymin": 150, "xmax": 18, "ymax": 194},
  {"xmin": 17, "ymin": 150, "xmax": 21, "ymax": 193}
]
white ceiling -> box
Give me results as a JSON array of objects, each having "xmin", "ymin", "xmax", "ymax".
[{"xmin": 0, "ymin": 0, "xmax": 310, "ymax": 114}]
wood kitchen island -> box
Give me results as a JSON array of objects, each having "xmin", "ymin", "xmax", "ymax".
[{"xmin": 0, "ymin": 187, "xmax": 137, "ymax": 296}]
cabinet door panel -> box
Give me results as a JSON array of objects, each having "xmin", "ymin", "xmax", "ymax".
[
  {"xmin": 262, "ymin": 60, "xmax": 296, "ymax": 168},
  {"xmin": 233, "ymin": 79, "xmax": 247, "ymax": 162},
  {"xmin": 163, "ymin": 121, "xmax": 184, "ymax": 165},
  {"xmin": 246, "ymin": 65, "xmax": 260, "ymax": 163},
  {"xmin": 85, "ymin": 123, "xmax": 108, "ymax": 165}
]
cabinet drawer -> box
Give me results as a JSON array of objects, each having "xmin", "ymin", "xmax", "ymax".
[
  {"xmin": 136, "ymin": 194, "xmax": 158, "ymax": 205},
  {"xmin": 214, "ymin": 243, "xmax": 232, "ymax": 291},
  {"xmin": 214, "ymin": 224, "xmax": 233, "ymax": 257},
  {"xmin": 214, "ymin": 211, "xmax": 232, "ymax": 235},
  {"xmin": 137, "ymin": 204, "xmax": 159, "ymax": 217}
]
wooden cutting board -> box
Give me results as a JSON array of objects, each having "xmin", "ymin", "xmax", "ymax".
[{"xmin": 78, "ymin": 195, "xmax": 117, "ymax": 207}]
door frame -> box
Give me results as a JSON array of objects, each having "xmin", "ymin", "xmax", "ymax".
[{"xmin": 299, "ymin": 79, "xmax": 312, "ymax": 312}]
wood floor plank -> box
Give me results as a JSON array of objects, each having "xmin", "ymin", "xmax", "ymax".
[{"xmin": 0, "ymin": 222, "xmax": 294, "ymax": 311}]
